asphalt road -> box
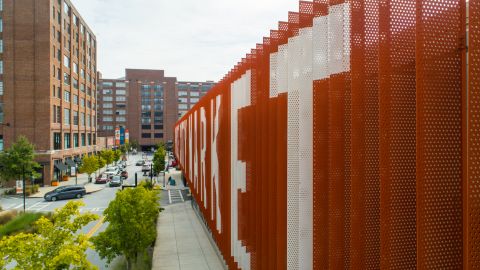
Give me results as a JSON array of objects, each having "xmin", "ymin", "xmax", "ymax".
[{"xmin": 0, "ymin": 152, "xmax": 171, "ymax": 269}]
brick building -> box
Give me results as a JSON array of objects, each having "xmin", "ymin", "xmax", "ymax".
[
  {"xmin": 0, "ymin": 0, "xmax": 98, "ymax": 185},
  {"xmin": 98, "ymin": 69, "xmax": 215, "ymax": 150}
]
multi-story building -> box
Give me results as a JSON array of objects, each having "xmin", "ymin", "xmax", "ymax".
[
  {"xmin": 96, "ymin": 75, "xmax": 127, "ymax": 137},
  {"xmin": 0, "ymin": 0, "xmax": 98, "ymax": 185},
  {"xmin": 177, "ymin": 81, "xmax": 215, "ymax": 118},
  {"xmin": 97, "ymin": 69, "xmax": 215, "ymax": 150}
]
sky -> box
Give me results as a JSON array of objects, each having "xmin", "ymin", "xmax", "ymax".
[{"xmin": 71, "ymin": 0, "xmax": 300, "ymax": 82}]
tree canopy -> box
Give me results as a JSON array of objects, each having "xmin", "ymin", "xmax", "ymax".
[
  {"xmin": 0, "ymin": 136, "xmax": 41, "ymax": 183},
  {"xmin": 0, "ymin": 201, "xmax": 98, "ymax": 270},
  {"xmin": 79, "ymin": 155, "xmax": 98, "ymax": 181},
  {"xmin": 92, "ymin": 186, "xmax": 159, "ymax": 269},
  {"xmin": 100, "ymin": 149, "xmax": 114, "ymax": 167},
  {"xmin": 152, "ymin": 144, "xmax": 166, "ymax": 174}
]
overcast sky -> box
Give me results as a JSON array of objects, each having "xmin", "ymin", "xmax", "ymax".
[{"xmin": 71, "ymin": 0, "xmax": 300, "ymax": 82}]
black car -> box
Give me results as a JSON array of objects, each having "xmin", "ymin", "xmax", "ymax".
[
  {"xmin": 44, "ymin": 185, "xmax": 86, "ymax": 201},
  {"xmin": 135, "ymin": 160, "xmax": 145, "ymax": 166}
]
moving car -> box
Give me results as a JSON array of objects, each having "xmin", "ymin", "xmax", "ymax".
[
  {"xmin": 120, "ymin": 170, "xmax": 128, "ymax": 179},
  {"xmin": 95, "ymin": 174, "xmax": 109, "ymax": 184},
  {"xmin": 109, "ymin": 176, "xmax": 122, "ymax": 187},
  {"xmin": 142, "ymin": 164, "xmax": 151, "ymax": 172},
  {"xmin": 44, "ymin": 185, "xmax": 86, "ymax": 201},
  {"xmin": 136, "ymin": 160, "xmax": 145, "ymax": 166}
]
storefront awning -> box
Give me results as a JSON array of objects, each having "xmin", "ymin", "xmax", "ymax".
[
  {"xmin": 65, "ymin": 159, "xmax": 76, "ymax": 167},
  {"xmin": 54, "ymin": 162, "xmax": 68, "ymax": 172}
]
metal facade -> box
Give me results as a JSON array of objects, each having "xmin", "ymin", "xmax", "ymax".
[{"xmin": 174, "ymin": 0, "xmax": 476, "ymax": 268}]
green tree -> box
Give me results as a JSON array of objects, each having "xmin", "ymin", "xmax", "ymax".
[
  {"xmin": 152, "ymin": 144, "xmax": 166, "ymax": 174},
  {"xmin": 79, "ymin": 155, "xmax": 98, "ymax": 182},
  {"xmin": 0, "ymin": 201, "xmax": 98, "ymax": 270},
  {"xmin": 113, "ymin": 149, "xmax": 122, "ymax": 164},
  {"xmin": 100, "ymin": 149, "xmax": 114, "ymax": 167},
  {"xmin": 92, "ymin": 186, "xmax": 160, "ymax": 270},
  {"xmin": 129, "ymin": 140, "xmax": 139, "ymax": 151},
  {"xmin": 96, "ymin": 155, "xmax": 106, "ymax": 169},
  {"xmin": 0, "ymin": 136, "xmax": 41, "ymax": 185}
]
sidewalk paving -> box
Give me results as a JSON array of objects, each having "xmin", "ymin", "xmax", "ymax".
[{"xmin": 152, "ymin": 202, "xmax": 226, "ymax": 270}]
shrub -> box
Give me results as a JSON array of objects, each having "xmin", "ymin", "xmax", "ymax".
[
  {"xmin": 0, "ymin": 210, "xmax": 18, "ymax": 225},
  {"xmin": 138, "ymin": 180, "xmax": 154, "ymax": 190},
  {"xmin": 3, "ymin": 188, "xmax": 16, "ymax": 196},
  {"xmin": 0, "ymin": 212, "xmax": 45, "ymax": 237}
]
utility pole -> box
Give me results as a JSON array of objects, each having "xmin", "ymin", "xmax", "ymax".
[{"xmin": 22, "ymin": 164, "xmax": 26, "ymax": 213}]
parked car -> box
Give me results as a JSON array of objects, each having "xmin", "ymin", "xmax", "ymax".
[
  {"xmin": 142, "ymin": 164, "xmax": 151, "ymax": 172},
  {"xmin": 44, "ymin": 185, "xmax": 86, "ymax": 201},
  {"xmin": 120, "ymin": 170, "xmax": 128, "ymax": 179},
  {"xmin": 136, "ymin": 160, "xmax": 145, "ymax": 166},
  {"xmin": 109, "ymin": 176, "xmax": 122, "ymax": 187},
  {"xmin": 95, "ymin": 174, "xmax": 109, "ymax": 184}
]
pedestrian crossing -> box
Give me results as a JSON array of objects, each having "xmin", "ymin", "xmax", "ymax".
[{"xmin": 168, "ymin": 190, "xmax": 184, "ymax": 204}]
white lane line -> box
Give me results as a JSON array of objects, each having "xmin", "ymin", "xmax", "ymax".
[
  {"xmin": 13, "ymin": 204, "xmax": 25, "ymax": 209},
  {"xmin": 168, "ymin": 190, "xmax": 172, "ymax": 204},
  {"xmin": 179, "ymin": 190, "xmax": 185, "ymax": 202},
  {"xmin": 25, "ymin": 201, "xmax": 43, "ymax": 211}
]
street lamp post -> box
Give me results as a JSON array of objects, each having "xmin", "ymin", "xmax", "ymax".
[
  {"xmin": 75, "ymin": 164, "xmax": 78, "ymax": 185},
  {"xmin": 22, "ymin": 164, "xmax": 26, "ymax": 213},
  {"xmin": 150, "ymin": 163, "xmax": 153, "ymax": 184}
]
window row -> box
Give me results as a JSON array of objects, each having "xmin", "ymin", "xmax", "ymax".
[{"xmin": 53, "ymin": 132, "xmax": 96, "ymax": 150}]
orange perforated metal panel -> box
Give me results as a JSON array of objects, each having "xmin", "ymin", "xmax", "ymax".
[
  {"xmin": 378, "ymin": 0, "xmax": 417, "ymax": 268},
  {"xmin": 350, "ymin": 0, "xmax": 380, "ymax": 268},
  {"xmin": 467, "ymin": 0, "xmax": 479, "ymax": 268},
  {"xmin": 416, "ymin": 0, "xmax": 465, "ymax": 268}
]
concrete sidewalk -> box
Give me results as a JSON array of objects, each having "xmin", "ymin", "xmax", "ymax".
[{"xmin": 152, "ymin": 202, "xmax": 226, "ymax": 270}]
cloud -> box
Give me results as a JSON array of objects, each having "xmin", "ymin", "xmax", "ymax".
[{"xmin": 71, "ymin": 0, "xmax": 300, "ymax": 81}]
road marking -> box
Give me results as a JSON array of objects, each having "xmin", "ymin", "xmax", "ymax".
[
  {"xmin": 168, "ymin": 190, "xmax": 172, "ymax": 204},
  {"xmin": 27, "ymin": 202, "xmax": 52, "ymax": 212},
  {"xmin": 179, "ymin": 190, "xmax": 185, "ymax": 202},
  {"xmin": 13, "ymin": 204, "xmax": 25, "ymax": 209},
  {"xmin": 86, "ymin": 216, "xmax": 105, "ymax": 238}
]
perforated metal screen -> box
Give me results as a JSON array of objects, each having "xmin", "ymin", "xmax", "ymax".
[{"xmin": 173, "ymin": 0, "xmax": 476, "ymax": 269}]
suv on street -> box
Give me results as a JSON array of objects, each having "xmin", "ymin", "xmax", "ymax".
[
  {"xmin": 44, "ymin": 185, "xmax": 86, "ymax": 201},
  {"xmin": 109, "ymin": 176, "xmax": 122, "ymax": 187},
  {"xmin": 136, "ymin": 160, "xmax": 145, "ymax": 166}
]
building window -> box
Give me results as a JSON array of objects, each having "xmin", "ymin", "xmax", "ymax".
[
  {"xmin": 73, "ymin": 94, "xmax": 78, "ymax": 105},
  {"xmin": 103, "ymin": 117, "xmax": 113, "ymax": 122},
  {"xmin": 190, "ymin": 98, "xmax": 199, "ymax": 103},
  {"xmin": 103, "ymin": 110, "xmax": 113, "ymax": 115},
  {"xmin": 0, "ymin": 18, "xmax": 2, "ymax": 33},
  {"xmin": 86, "ymin": 114, "xmax": 90, "ymax": 126},
  {"xmin": 154, "ymin": 125, "xmax": 163, "ymax": 130},
  {"xmin": 73, "ymin": 78, "xmax": 78, "ymax": 89},
  {"xmin": 0, "ymin": 135, "xmax": 3, "ymax": 152},
  {"xmin": 103, "ymin": 89, "xmax": 113, "ymax": 95},
  {"xmin": 80, "ymin": 83, "xmax": 85, "ymax": 92},
  {"xmin": 116, "ymin": 90, "xmax": 126, "ymax": 95},
  {"xmin": 116, "ymin": 96, "xmax": 126, "ymax": 102},
  {"xmin": 80, "ymin": 112, "xmax": 85, "ymax": 126},
  {"xmin": 80, "ymin": 98, "xmax": 85, "ymax": 107},
  {"xmin": 142, "ymin": 125, "xmax": 151, "ymax": 130},
  {"xmin": 116, "ymin": 110, "xmax": 126, "ymax": 115},
  {"xmin": 64, "ymin": 73, "xmax": 70, "ymax": 85},
  {"xmin": 0, "ymin": 102, "xmax": 3, "ymax": 123},
  {"xmin": 64, "ymin": 108, "xmax": 70, "ymax": 125},
  {"xmin": 0, "ymin": 61, "xmax": 3, "ymax": 74},
  {"xmin": 116, "ymin": 117, "xmax": 126, "ymax": 122},
  {"xmin": 190, "ymin": 92, "xmax": 200, "ymax": 97},
  {"xmin": 154, "ymin": 133, "xmax": 163, "ymax": 138},
  {"xmin": 64, "ymin": 91, "xmax": 70, "ymax": 102},
  {"xmin": 63, "ymin": 55, "xmax": 70, "ymax": 68},
  {"xmin": 116, "ymin": 82, "xmax": 126, "ymax": 88},
  {"xmin": 0, "ymin": 0, "xmax": 3, "ymax": 12},
  {"xmin": 103, "ymin": 103, "xmax": 113, "ymax": 109},
  {"xmin": 81, "ymin": 133, "xmax": 86, "ymax": 146},
  {"xmin": 0, "ymin": 40, "xmax": 3, "ymax": 53},
  {"xmin": 103, "ymin": 96, "xmax": 113, "ymax": 102},
  {"xmin": 142, "ymin": 133, "xmax": 151, "ymax": 138},
  {"xmin": 102, "ymin": 82, "xmax": 113, "ymax": 87},
  {"xmin": 0, "ymin": 81, "xmax": 3, "ymax": 95},
  {"xmin": 53, "ymin": 133, "xmax": 61, "ymax": 150},
  {"xmin": 73, "ymin": 62, "xmax": 78, "ymax": 74},
  {"xmin": 88, "ymin": 133, "xmax": 92, "ymax": 145},
  {"xmin": 179, "ymin": 104, "xmax": 188, "ymax": 110},
  {"xmin": 73, "ymin": 133, "xmax": 79, "ymax": 148},
  {"xmin": 178, "ymin": 91, "xmax": 188, "ymax": 97},
  {"xmin": 64, "ymin": 133, "xmax": 71, "ymax": 149},
  {"xmin": 53, "ymin": 105, "xmax": 61, "ymax": 123},
  {"xmin": 73, "ymin": 111, "xmax": 79, "ymax": 125},
  {"xmin": 179, "ymin": 98, "xmax": 188, "ymax": 103}
]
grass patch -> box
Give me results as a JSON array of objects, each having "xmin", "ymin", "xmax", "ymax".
[
  {"xmin": 0, "ymin": 212, "xmax": 48, "ymax": 237},
  {"xmin": 110, "ymin": 247, "xmax": 153, "ymax": 270}
]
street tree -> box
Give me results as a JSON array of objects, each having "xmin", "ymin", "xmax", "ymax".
[
  {"xmin": 100, "ymin": 149, "xmax": 114, "ymax": 167},
  {"xmin": 92, "ymin": 186, "xmax": 160, "ymax": 269},
  {"xmin": 113, "ymin": 149, "xmax": 122, "ymax": 164},
  {"xmin": 96, "ymin": 155, "xmax": 106, "ymax": 169},
  {"xmin": 0, "ymin": 201, "xmax": 98, "ymax": 269},
  {"xmin": 79, "ymin": 155, "xmax": 98, "ymax": 182},
  {"xmin": 129, "ymin": 140, "xmax": 139, "ymax": 151},
  {"xmin": 152, "ymin": 144, "xmax": 166, "ymax": 174},
  {"xmin": 0, "ymin": 136, "xmax": 41, "ymax": 185}
]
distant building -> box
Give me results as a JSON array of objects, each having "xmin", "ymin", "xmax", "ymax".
[
  {"xmin": 98, "ymin": 69, "xmax": 215, "ymax": 151},
  {"xmin": 177, "ymin": 81, "xmax": 215, "ymax": 118},
  {"xmin": 0, "ymin": 0, "xmax": 98, "ymax": 185}
]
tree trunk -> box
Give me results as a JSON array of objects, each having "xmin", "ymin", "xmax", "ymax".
[{"xmin": 126, "ymin": 258, "xmax": 132, "ymax": 270}]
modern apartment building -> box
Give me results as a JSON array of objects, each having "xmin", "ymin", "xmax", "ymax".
[
  {"xmin": 177, "ymin": 81, "xmax": 215, "ymax": 118},
  {"xmin": 97, "ymin": 69, "xmax": 215, "ymax": 150},
  {"xmin": 0, "ymin": 0, "xmax": 98, "ymax": 185}
]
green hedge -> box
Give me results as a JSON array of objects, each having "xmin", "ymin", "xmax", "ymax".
[{"xmin": 0, "ymin": 212, "xmax": 49, "ymax": 237}]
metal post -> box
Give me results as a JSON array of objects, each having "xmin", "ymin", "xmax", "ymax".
[
  {"xmin": 135, "ymin": 172, "xmax": 138, "ymax": 187},
  {"xmin": 150, "ymin": 163, "xmax": 153, "ymax": 184},
  {"xmin": 22, "ymin": 165, "xmax": 26, "ymax": 213}
]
